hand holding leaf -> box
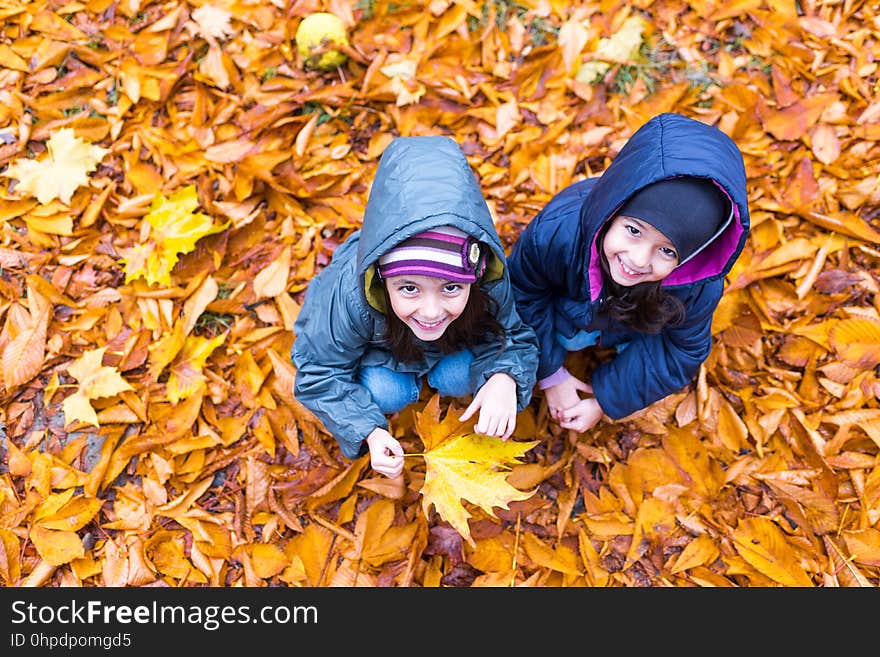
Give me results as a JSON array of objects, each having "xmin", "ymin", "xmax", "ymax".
[{"xmin": 414, "ymin": 394, "xmax": 537, "ymax": 546}]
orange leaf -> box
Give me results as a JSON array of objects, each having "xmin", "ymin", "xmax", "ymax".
[
  {"xmin": 828, "ymin": 318, "xmax": 880, "ymax": 370},
  {"xmin": 757, "ymin": 93, "xmax": 837, "ymax": 141},
  {"xmin": 810, "ymin": 124, "xmax": 840, "ymax": 165},
  {"xmin": 2, "ymin": 288, "xmax": 50, "ymax": 389},
  {"xmin": 29, "ymin": 525, "xmax": 85, "ymax": 567},
  {"xmin": 246, "ymin": 543, "xmax": 289, "ymax": 579},
  {"xmin": 253, "ymin": 246, "xmax": 292, "ymax": 299},
  {"xmin": 0, "ymin": 529, "xmax": 21, "ymax": 585},
  {"xmin": 731, "ymin": 517, "xmax": 814, "ymax": 586},
  {"xmin": 841, "ymin": 529, "xmax": 880, "ymax": 568}
]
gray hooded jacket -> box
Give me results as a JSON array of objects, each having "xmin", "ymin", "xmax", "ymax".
[{"xmin": 292, "ymin": 136, "xmax": 539, "ymax": 459}]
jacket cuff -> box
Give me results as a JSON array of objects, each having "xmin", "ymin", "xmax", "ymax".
[{"xmin": 538, "ymin": 366, "xmax": 571, "ymax": 389}]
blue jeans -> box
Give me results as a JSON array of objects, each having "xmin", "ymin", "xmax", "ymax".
[{"xmin": 358, "ymin": 351, "xmax": 474, "ymax": 414}]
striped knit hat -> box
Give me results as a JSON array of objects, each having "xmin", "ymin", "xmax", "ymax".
[{"xmin": 377, "ymin": 225, "xmax": 485, "ymax": 283}]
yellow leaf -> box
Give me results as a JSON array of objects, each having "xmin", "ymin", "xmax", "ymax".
[
  {"xmin": 626, "ymin": 496, "xmax": 676, "ymax": 565},
  {"xmin": 234, "ymin": 348, "xmax": 267, "ymax": 404},
  {"xmin": 731, "ymin": 517, "xmax": 814, "ymax": 586},
  {"xmin": 36, "ymin": 496, "xmax": 104, "ymax": 532},
  {"xmin": 144, "ymin": 530, "xmax": 206, "ymax": 582},
  {"xmin": 2, "ymin": 128, "xmax": 108, "ymax": 204},
  {"xmin": 149, "ymin": 185, "xmax": 228, "ymax": 257},
  {"xmin": 121, "ymin": 185, "xmax": 229, "ymax": 287},
  {"xmin": 166, "ymin": 331, "xmax": 227, "ymax": 404},
  {"xmin": 61, "ymin": 390, "xmax": 100, "ymax": 427},
  {"xmin": 29, "ymin": 525, "xmax": 84, "ymax": 566},
  {"xmin": 415, "ymin": 395, "xmax": 538, "ymax": 547},
  {"xmin": 670, "ymin": 535, "xmax": 719, "ymax": 574},
  {"xmin": 178, "ymin": 518, "xmax": 232, "ymax": 560},
  {"xmin": 120, "ymin": 242, "xmax": 159, "ymax": 285},
  {"xmin": 282, "ymin": 524, "xmax": 335, "ymax": 586},
  {"xmin": 148, "ymin": 320, "xmax": 187, "ymax": 381},
  {"xmin": 24, "ymin": 213, "xmax": 74, "ymax": 236},
  {"xmin": 575, "ymin": 15, "xmax": 646, "ymax": 83},
  {"xmin": 156, "ymin": 477, "xmax": 213, "ymax": 519},
  {"xmin": 63, "ymin": 347, "xmax": 134, "ymax": 427},
  {"xmin": 33, "ymin": 489, "xmax": 76, "ymax": 522},
  {"xmin": 68, "ymin": 346, "xmax": 134, "ymax": 398},
  {"xmin": 521, "ymin": 533, "xmax": 581, "ymax": 576},
  {"xmin": 247, "ymin": 543, "xmax": 289, "ymax": 579}
]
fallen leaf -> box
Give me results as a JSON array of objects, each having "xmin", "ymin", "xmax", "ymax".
[
  {"xmin": 2, "ymin": 129, "xmax": 108, "ymax": 204},
  {"xmin": 415, "ymin": 395, "xmax": 538, "ymax": 546}
]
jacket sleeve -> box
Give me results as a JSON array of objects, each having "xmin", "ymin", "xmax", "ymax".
[
  {"xmin": 507, "ymin": 216, "xmax": 570, "ymax": 381},
  {"xmin": 292, "ymin": 268, "xmax": 388, "ymax": 460},
  {"xmin": 591, "ymin": 281, "xmax": 722, "ymax": 419},
  {"xmin": 469, "ymin": 277, "xmax": 539, "ymax": 411}
]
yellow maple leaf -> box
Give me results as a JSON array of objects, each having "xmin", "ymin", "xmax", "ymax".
[
  {"xmin": 414, "ymin": 395, "xmax": 538, "ymax": 547},
  {"xmin": 2, "ymin": 128, "xmax": 108, "ymax": 204},
  {"xmin": 166, "ymin": 331, "xmax": 227, "ymax": 404},
  {"xmin": 62, "ymin": 346, "xmax": 134, "ymax": 427},
  {"xmin": 121, "ymin": 185, "xmax": 230, "ymax": 287}
]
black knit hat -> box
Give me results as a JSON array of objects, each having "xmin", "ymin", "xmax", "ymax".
[{"xmin": 617, "ymin": 177, "xmax": 730, "ymax": 264}]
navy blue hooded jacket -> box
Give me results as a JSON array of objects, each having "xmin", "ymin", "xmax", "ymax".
[
  {"xmin": 507, "ymin": 113, "xmax": 750, "ymax": 420},
  {"xmin": 293, "ymin": 136, "xmax": 539, "ymax": 459}
]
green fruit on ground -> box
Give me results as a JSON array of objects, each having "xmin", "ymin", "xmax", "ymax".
[{"xmin": 295, "ymin": 12, "xmax": 349, "ymax": 70}]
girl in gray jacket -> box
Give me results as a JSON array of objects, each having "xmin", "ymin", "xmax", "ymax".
[{"xmin": 292, "ymin": 136, "xmax": 539, "ymax": 477}]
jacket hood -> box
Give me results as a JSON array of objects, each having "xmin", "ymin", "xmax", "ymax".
[
  {"xmin": 357, "ymin": 136, "xmax": 505, "ymax": 311},
  {"xmin": 583, "ymin": 113, "xmax": 750, "ymax": 299}
]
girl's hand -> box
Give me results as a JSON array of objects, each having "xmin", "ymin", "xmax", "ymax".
[
  {"xmin": 544, "ymin": 375, "xmax": 593, "ymax": 421},
  {"xmin": 558, "ymin": 397, "xmax": 604, "ymax": 433},
  {"xmin": 365, "ymin": 427, "xmax": 405, "ymax": 478},
  {"xmin": 460, "ymin": 373, "xmax": 518, "ymax": 440}
]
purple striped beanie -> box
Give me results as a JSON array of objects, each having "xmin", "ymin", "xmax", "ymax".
[{"xmin": 377, "ymin": 225, "xmax": 485, "ymax": 283}]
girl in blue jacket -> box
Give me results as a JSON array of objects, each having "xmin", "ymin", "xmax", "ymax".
[
  {"xmin": 292, "ymin": 136, "xmax": 539, "ymax": 477},
  {"xmin": 508, "ymin": 113, "xmax": 750, "ymax": 433}
]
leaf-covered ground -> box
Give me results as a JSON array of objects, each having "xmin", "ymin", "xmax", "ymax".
[{"xmin": 1, "ymin": 0, "xmax": 879, "ymax": 587}]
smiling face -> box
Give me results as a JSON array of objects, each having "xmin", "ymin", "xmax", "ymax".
[
  {"xmin": 384, "ymin": 275, "xmax": 471, "ymax": 341},
  {"xmin": 602, "ymin": 214, "xmax": 680, "ymax": 286}
]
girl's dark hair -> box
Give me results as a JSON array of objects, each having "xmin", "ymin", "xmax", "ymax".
[
  {"xmin": 382, "ymin": 283, "xmax": 506, "ymax": 362},
  {"xmin": 597, "ymin": 224, "xmax": 686, "ymax": 333}
]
